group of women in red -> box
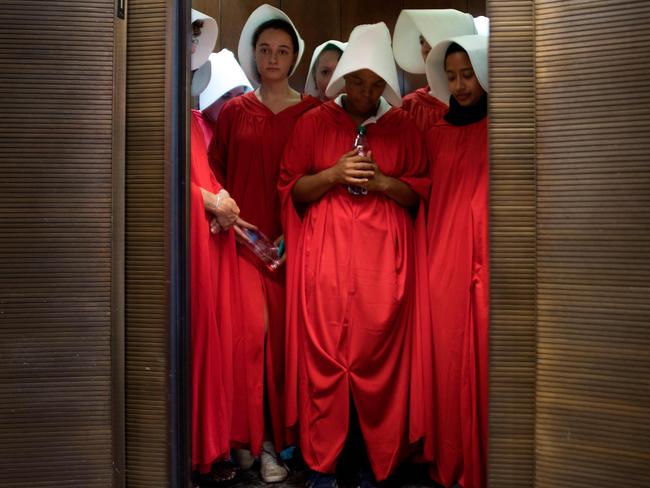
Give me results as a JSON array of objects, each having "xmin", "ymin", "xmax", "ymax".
[{"xmin": 189, "ymin": 5, "xmax": 489, "ymax": 488}]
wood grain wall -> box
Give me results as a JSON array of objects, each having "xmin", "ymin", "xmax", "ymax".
[
  {"xmin": 0, "ymin": 1, "xmax": 125, "ymax": 487},
  {"xmin": 125, "ymin": 0, "xmax": 191, "ymax": 485},
  {"xmin": 487, "ymin": 1, "xmax": 537, "ymax": 486},
  {"xmin": 533, "ymin": 1, "xmax": 650, "ymax": 486},
  {"xmin": 192, "ymin": 0, "xmax": 486, "ymax": 94},
  {"xmin": 125, "ymin": 0, "xmax": 177, "ymax": 486}
]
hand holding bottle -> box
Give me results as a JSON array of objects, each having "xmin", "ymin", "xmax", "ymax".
[
  {"xmin": 359, "ymin": 151, "xmax": 389, "ymax": 193},
  {"xmin": 234, "ymin": 218, "xmax": 282, "ymax": 272},
  {"xmin": 327, "ymin": 148, "xmax": 375, "ymax": 187},
  {"xmin": 347, "ymin": 125, "xmax": 372, "ymax": 195},
  {"xmin": 233, "ymin": 216, "xmax": 258, "ymax": 239}
]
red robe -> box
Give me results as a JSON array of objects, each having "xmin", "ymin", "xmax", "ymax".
[
  {"xmin": 195, "ymin": 110, "xmax": 214, "ymax": 150},
  {"xmin": 402, "ymin": 86, "xmax": 448, "ymax": 134},
  {"xmin": 425, "ymin": 117, "xmax": 489, "ymax": 488},
  {"xmin": 190, "ymin": 110, "xmax": 239, "ymax": 472},
  {"xmin": 208, "ymin": 92, "xmax": 319, "ymax": 454},
  {"xmin": 279, "ymin": 101, "xmax": 434, "ymax": 480}
]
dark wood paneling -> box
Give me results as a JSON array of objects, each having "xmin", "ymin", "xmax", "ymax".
[
  {"xmin": 341, "ymin": 0, "xmax": 402, "ymax": 41},
  {"xmin": 468, "ymin": 0, "xmax": 486, "ymax": 16},
  {"xmin": 534, "ymin": 1, "xmax": 650, "ymax": 486},
  {"xmin": 125, "ymin": 1, "xmax": 171, "ymax": 487},
  {"xmin": 197, "ymin": 1, "xmax": 484, "ymax": 94},
  {"xmin": 281, "ymin": 0, "xmax": 340, "ymax": 96},
  {"xmin": 405, "ymin": 0, "xmax": 469, "ymax": 9},
  {"xmin": 402, "ymin": 72, "xmax": 427, "ymax": 95},
  {"xmin": 0, "ymin": 1, "xmax": 122, "ymax": 487},
  {"xmin": 487, "ymin": 1, "xmax": 537, "ymax": 487}
]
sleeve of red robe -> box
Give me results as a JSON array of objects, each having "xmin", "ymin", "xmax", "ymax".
[{"xmin": 425, "ymin": 119, "xmax": 488, "ymax": 487}]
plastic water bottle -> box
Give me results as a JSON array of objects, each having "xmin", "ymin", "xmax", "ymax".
[
  {"xmin": 235, "ymin": 226, "xmax": 281, "ymax": 272},
  {"xmin": 347, "ymin": 125, "xmax": 369, "ymax": 196}
]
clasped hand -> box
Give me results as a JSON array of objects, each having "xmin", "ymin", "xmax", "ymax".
[
  {"xmin": 202, "ymin": 188, "xmax": 239, "ymax": 233},
  {"xmin": 328, "ymin": 149, "xmax": 386, "ymax": 193}
]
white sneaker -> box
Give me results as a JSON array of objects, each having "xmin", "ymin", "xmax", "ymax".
[
  {"xmin": 233, "ymin": 448, "xmax": 255, "ymax": 470},
  {"xmin": 260, "ymin": 442, "xmax": 288, "ymax": 483}
]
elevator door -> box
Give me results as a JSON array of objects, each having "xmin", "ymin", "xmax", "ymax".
[{"xmin": 0, "ymin": 2, "xmax": 126, "ymax": 487}]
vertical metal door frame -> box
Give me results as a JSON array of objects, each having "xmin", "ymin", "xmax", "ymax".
[{"xmin": 168, "ymin": 0, "xmax": 191, "ymax": 485}]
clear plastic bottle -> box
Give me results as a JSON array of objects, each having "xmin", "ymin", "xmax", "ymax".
[
  {"xmin": 347, "ymin": 125, "xmax": 369, "ymax": 196},
  {"xmin": 235, "ymin": 226, "xmax": 281, "ymax": 272}
]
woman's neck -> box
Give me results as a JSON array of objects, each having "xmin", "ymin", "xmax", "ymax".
[
  {"xmin": 256, "ymin": 80, "xmax": 300, "ymax": 114},
  {"xmin": 444, "ymin": 92, "xmax": 488, "ymax": 126},
  {"xmin": 257, "ymin": 79, "xmax": 295, "ymax": 99},
  {"xmin": 342, "ymin": 96, "xmax": 378, "ymax": 127}
]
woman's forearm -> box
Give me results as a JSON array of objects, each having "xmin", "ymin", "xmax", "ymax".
[
  {"xmin": 377, "ymin": 175, "xmax": 419, "ymax": 208},
  {"xmin": 200, "ymin": 187, "xmax": 225, "ymax": 213},
  {"xmin": 292, "ymin": 167, "xmax": 335, "ymax": 203},
  {"xmin": 292, "ymin": 166, "xmax": 418, "ymax": 208}
]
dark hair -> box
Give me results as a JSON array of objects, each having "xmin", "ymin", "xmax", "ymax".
[
  {"xmin": 252, "ymin": 19, "xmax": 299, "ymax": 53},
  {"xmin": 312, "ymin": 43, "xmax": 343, "ymax": 76},
  {"xmin": 192, "ymin": 20, "xmax": 203, "ymax": 38},
  {"xmin": 444, "ymin": 42, "xmax": 467, "ymax": 66},
  {"xmin": 319, "ymin": 43, "xmax": 343, "ymax": 60}
]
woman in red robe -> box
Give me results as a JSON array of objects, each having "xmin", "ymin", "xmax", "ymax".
[
  {"xmin": 400, "ymin": 85, "xmax": 448, "ymax": 134},
  {"xmin": 189, "ymin": 9, "xmax": 242, "ymax": 482},
  {"xmin": 198, "ymin": 48, "xmax": 253, "ymax": 147},
  {"xmin": 190, "ymin": 108, "xmax": 241, "ymax": 476},
  {"xmin": 208, "ymin": 4, "xmax": 318, "ymax": 482},
  {"xmin": 393, "ymin": 9, "xmax": 477, "ymax": 133},
  {"xmin": 189, "ymin": 10, "xmax": 249, "ymax": 482},
  {"xmin": 279, "ymin": 23, "xmax": 432, "ymax": 488},
  {"xmin": 424, "ymin": 34, "xmax": 489, "ymax": 488}
]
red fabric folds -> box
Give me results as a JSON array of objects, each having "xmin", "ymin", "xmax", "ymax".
[
  {"xmin": 208, "ymin": 92, "xmax": 320, "ymax": 454},
  {"xmin": 402, "ymin": 86, "xmax": 448, "ymax": 134},
  {"xmin": 425, "ymin": 117, "xmax": 489, "ymax": 488},
  {"xmin": 195, "ymin": 110, "xmax": 215, "ymax": 150},
  {"xmin": 279, "ymin": 101, "xmax": 434, "ymax": 481},
  {"xmin": 190, "ymin": 110, "xmax": 239, "ymax": 473}
]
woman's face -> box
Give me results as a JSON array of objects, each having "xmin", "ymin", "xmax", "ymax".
[
  {"xmin": 314, "ymin": 50, "xmax": 341, "ymax": 101},
  {"xmin": 445, "ymin": 51, "xmax": 485, "ymax": 107},
  {"xmin": 254, "ymin": 28, "xmax": 297, "ymax": 82},
  {"xmin": 419, "ymin": 35, "xmax": 432, "ymax": 63},
  {"xmin": 343, "ymin": 69, "xmax": 386, "ymax": 117},
  {"xmin": 191, "ymin": 21, "xmax": 203, "ymax": 55}
]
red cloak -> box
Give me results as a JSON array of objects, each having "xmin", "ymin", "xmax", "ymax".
[
  {"xmin": 279, "ymin": 101, "xmax": 434, "ymax": 480},
  {"xmin": 425, "ymin": 117, "xmax": 489, "ymax": 488},
  {"xmin": 195, "ymin": 110, "xmax": 214, "ymax": 150},
  {"xmin": 190, "ymin": 110, "xmax": 239, "ymax": 473},
  {"xmin": 402, "ymin": 86, "xmax": 448, "ymax": 134},
  {"xmin": 208, "ymin": 92, "xmax": 320, "ymax": 454}
]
